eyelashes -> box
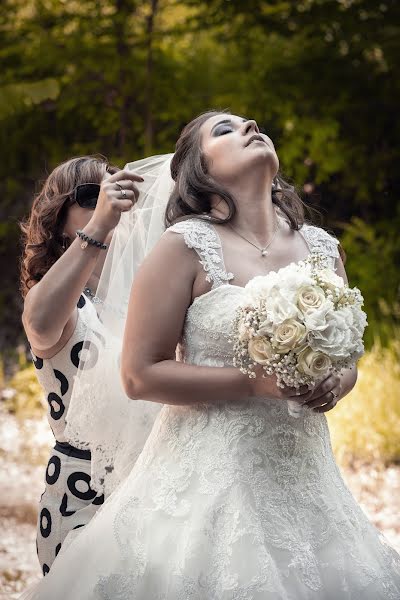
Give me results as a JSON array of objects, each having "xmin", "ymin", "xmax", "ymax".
[{"xmin": 215, "ymin": 127, "xmax": 233, "ymax": 136}]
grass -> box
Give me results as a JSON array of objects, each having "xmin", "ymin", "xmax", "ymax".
[{"xmin": 327, "ymin": 341, "xmax": 400, "ymax": 466}]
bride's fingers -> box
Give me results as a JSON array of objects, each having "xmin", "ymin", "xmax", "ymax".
[
  {"xmin": 304, "ymin": 386, "xmax": 340, "ymax": 410},
  {"xmin": 313, "ymin": 395, "xmax": 339, "ymax": 413},
  {"xmin": 301, "ymin": 374, "xmax": 338, "ymax": 404}
]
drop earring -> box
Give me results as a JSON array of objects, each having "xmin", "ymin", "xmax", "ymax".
[{"xmin": 61, "ymin": 235, "xmax": 69, "ymax": 250}]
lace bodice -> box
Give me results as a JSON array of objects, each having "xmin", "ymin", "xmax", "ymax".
[{"xmin": 167, "ymin": 218, "xmax": 340, "ymax": 368}]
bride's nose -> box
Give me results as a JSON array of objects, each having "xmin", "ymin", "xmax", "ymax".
[{"xmin": 242, "ymin": 120, "xmax": 259, "ymax": 135}]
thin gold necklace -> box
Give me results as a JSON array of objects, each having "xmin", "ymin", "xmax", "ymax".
[{"xmin": 228, "ymin": 217, "xmax": 280, "ymax": 257}]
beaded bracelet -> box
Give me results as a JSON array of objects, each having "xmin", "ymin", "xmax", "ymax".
[{"xmin": 76, "ymin": 229, "xmax": 108, "ymax": 250}]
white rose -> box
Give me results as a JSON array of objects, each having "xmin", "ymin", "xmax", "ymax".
[
  {"xmin": 266, "ymin": 287, "xmax": 301, "ymax": 324},
  {"xmin": 297, "ymin": 285, "xmax": 326, "ymax": 314},
  {"xmin": 318, "ymin": 268, "xmax": 345, "ymax": 293},
  {"xmin": 303, "ymin": 299, "xmax": 334, "ymax": 331},
  {"xmin": 297, "ymin": 347, "xmax": 332, "ymax": 378},
  {"xmin": 279, "ymin": 262, "xmax": 314, "ymax": 292},
  {"xmin": 309, "ymin": 307, "xmax": 358, "ymax": 359},
  {"xmin": 244, "ymin": 263, "xmax": 314, "ymax": 307},
  {"xmin": 245, "ymin": 273, "xmax": 280, "ymax": 305},
  {"xmin": 248, "ymin": 337, "xmax": 275, "ymax": 365},
  {"xmin": 349, "ymin": 304, "xmax": 368, "ymax": 335},
  {"xmin": 271, "ymin": 319, "xmax": 307, "ymax": 353}
]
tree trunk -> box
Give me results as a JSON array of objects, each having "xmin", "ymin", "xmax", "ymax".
[{"xmin": 144, "ymin": 0, "xmax": 159, "ymax": 156}]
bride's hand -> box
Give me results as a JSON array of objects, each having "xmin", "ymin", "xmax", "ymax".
[
  {"xmin": 299, "ymin": 373, "xmax": 343, "ymax": 413},
  {"xmin": 250, "ymin": 366, "xmax": 310, "ymax": 403}
]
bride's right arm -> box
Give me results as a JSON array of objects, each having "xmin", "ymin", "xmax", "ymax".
[{"xmin": 121, "ymin": 232, "xmax": 305, "ymax": 406}]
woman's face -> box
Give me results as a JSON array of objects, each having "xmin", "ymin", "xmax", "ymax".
[
  {"xmin": 63, "ymin": 203, "xmax": 95, "ymax": 241},
  {"xmin": 63, "ymin": 172, "xmax": 111, "ymax": 244},
  {"xmin": 200, "ymin": 113, "xmax": 279, "ymax": 185}
]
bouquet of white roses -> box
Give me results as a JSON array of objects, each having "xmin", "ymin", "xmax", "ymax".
[{"xmin": 231, "ymin": 255, "xmax": 367, "ymax": 417}]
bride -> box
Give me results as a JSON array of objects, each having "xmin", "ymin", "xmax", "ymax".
[{"xmin": 22, "ymin": 111, "xmax": 400, "ymax": 599}]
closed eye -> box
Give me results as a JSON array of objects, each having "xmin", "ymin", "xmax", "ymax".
[{"xmin": 215, "ymin": 126, "xmax": 234, "ymax": 136}]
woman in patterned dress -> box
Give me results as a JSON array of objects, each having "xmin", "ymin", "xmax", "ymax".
[{"xmin": 20, "ymin": 155, "xmax": 143, "ymax": 574}]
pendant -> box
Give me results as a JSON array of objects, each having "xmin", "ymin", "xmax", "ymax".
[{"xmin": 261, "ymin": 249, "xmax": 268, "ymax": 257}]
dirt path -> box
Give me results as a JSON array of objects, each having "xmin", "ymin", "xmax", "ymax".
[{"xmin": 1, "ymin": 412, "xmax": 399, "ymax": 599}]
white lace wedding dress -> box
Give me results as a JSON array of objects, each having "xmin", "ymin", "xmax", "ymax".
[{"xmin": 23, "ymin": 219, "xmax": 400, "ymax": 599}]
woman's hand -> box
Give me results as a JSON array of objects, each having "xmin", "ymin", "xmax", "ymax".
[
  {"xmin": 89, "ymin": 169, "xmax": 144, "ymax": 236},
  {"xmin": 250, "ymin": 366, "xmax": 310, "ymax": 404},
  {"xmin": 300, "ymin": 372, "xmax": 343, "ymax": 413}
]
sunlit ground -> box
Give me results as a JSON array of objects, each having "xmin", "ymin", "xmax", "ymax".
[{"xmin": 1, "ymin": 342, "xmax": 399, "ymax": 598}]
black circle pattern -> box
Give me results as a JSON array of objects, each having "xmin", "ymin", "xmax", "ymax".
[
  {"xmin": 92, "ymin": 493, "xmax": 105, "ymax": 506},
  {"xmin": 46, "ymin": 455, "xmax": 61, "ymax": 485},
  {"xmin": 40, "ymin": 508, "xmax": 52, "ymax": 538},
  {"xmin": 47, "ymin": 392, "xmax": 65, "ymax": 421},
  {"xmin": 32, "ymin": 353, "xmax": 44, "ymax": 370},
  {"xmin": 70, "ymin": 340, "xmax": 99, "ymax": 370},
  {"xmin": 60, "ymin": 493, "xmax": 75, "ymax": 517},
  {"xmin": 77, "ymin": 295, "xmax": 86, "ymax": 309},
  {"xmin": 54, "ymin": 369, "xmax": 69, "ymax": 396},
  {"xmin": 67, "ymin": 472, "xmax": 97, "ymax": 502},
  {"xmin": 55, "ymin": 543, "xmax": 62, "ymax": 557},
  {"xmin": 42, "ymin": 563, "xmax": 50, "ymax": 576}
]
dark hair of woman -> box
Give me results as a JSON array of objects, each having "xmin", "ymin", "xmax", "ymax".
[
  {"xmin": 20, "ymin": 155, "xmax": 118, "ymax": 297},
  {"xmin": 166, "ymin": 110, "xmax": 345, "ymax": 262},
  {"xmin": 166, "ymin": 110, "xmax": 306, "ymax": 227}
]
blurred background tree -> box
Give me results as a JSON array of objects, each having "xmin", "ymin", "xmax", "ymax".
[{"xmin": 0, "ymin": 0, "xmax": 399, "ymax": 354}]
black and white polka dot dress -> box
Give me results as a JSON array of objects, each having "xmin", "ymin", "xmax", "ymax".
[{"xmin": 31, "ymin": 293, "xmax": 105, "ymax": 575}]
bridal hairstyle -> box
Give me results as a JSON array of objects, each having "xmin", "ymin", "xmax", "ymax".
[
  {"xmin": 20, "ymin": 155, "xmax": 118, "ymax": 297},
  {"xmin": 166, "ymin": 110, "xmax": 346, "ymax": 262},
  {"xmin": 166, "ymin": 110, "xmax": 307, "ymax": 229}
]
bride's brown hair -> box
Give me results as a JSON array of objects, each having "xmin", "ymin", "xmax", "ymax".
[
  {"xmin": 20, "ymin": 155, "xmax": 118, "ymax": 297},
  {"xmin": 166, "ymin": 110, "xmax": 307, "ymax": 230}
]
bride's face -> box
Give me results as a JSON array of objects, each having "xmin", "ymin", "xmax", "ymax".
[{"xmin": 200, "ymin": 113, "xmax": 279, "ymax": 184}]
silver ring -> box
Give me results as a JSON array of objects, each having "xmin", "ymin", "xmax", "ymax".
[{"xmin": 116, "ymin": 183, "xmax": 127, "ymax": 198}]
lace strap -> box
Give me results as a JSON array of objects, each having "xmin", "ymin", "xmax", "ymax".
[
  {"xmin": 166, "ymin": 218, "xmax": 234, "ymax": 289},
  {"xmin": 300, "ymin": 223, "xmax": 340, "ymax": 266}
]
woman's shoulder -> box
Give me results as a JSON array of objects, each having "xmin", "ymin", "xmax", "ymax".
[
  {"xmin": 163, "ymin": 217, "xmax": 218, "ymax": 251},
  {"xmin": 165, "ymin": 216, "xmax": 212, "ymax": 236}
]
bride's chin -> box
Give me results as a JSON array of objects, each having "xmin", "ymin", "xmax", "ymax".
[{"xmin": 249, "ymin": 150, "xmax": 279, "ymax": 175}]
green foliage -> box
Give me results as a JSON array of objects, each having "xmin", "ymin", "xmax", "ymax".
[
  {"xmin": 0, "ymin": 79, "xmax": 60, "ymax": 119},
  {"xmin": 339, "ymin": 215, "xmax": 400, "ymax": 347},
  {"xmin": 0, "ymin": 0, "xmax": 399, "ymax": 350},
  {"xmin": 328, "ymin": 341, "xmax": 400, "ymax": 466}
]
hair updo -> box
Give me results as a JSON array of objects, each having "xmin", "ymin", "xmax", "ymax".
[{"xmin": 165, "ymin": 110, "xmax": 306, "ymax": 230}]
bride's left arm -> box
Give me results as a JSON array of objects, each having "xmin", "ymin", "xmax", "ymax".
[{"xmin": 302, "ymin": 255, "xmax": 358, "ymax": 413}]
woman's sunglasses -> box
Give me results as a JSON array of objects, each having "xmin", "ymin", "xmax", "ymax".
[{"xmin": 71, "ymin": 183, "xmax": 101, "ymax": 209}]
